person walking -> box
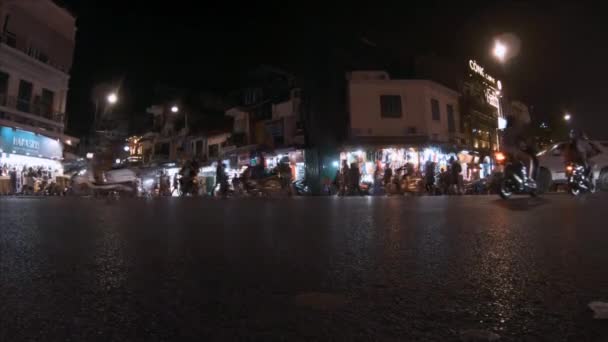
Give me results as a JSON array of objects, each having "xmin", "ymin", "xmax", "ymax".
[
  {"xmin": 349, "ymin": 162, "xmax": 361, "ymax": 195},
  {"xmin": 449, "ymin": 157, "xmax": 463, "ymax": 195}
]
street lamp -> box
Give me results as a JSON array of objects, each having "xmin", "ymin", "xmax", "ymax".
[
  {"xmin": 107, "ymin": 92, "xmax": 118, "ymax": 104},
  {"xmin": 171, "ymin": 105, "xmax": 179, "ymax": 113},
  {"xmin": 564, "ymin": 113, "xmax": 572, "ymax": 122},
  {"xmin": 493, "ymin": 40, "xmax": 507, "ymax": 62}
]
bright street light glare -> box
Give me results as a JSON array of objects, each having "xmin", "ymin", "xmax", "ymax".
[
  {"xmin": 171, "ymin": 106, "xmax": 179, "ymax": 113},
  {"xmin": 493, "ymin": 41, "xmax": 507, "ymax": 61},
  {"xmin": 564, "ymin": 113, "xmax": 572, "ymax": 121},
  {"xmin": 107, "ymin": 93, "xmax": 118, "ymax": 104}
]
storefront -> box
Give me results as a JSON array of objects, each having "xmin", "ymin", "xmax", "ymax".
[
  {"xmin": 0, "ymin": 126, "xmax": 65, "ymax": 193},
  {"xmin": 339, "ymin": 145, "xmax": 495, "ymax": 186},
  {"xmin": 183, "ymin": 147, "xmax": 306, "ymax": 195}
]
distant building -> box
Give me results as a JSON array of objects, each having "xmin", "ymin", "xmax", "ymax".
[
  {"xmin": 346, "ymin": 71, "xmax": 463, "ymax": 146},
  {"xmin": 130, "ymin": 89, "xmax": 232, "ymax": 163},
  {"xmin": 413, "ymin": 56, "xmax": 504, "ymax": 151},
  {"xmin": 225, "ymin": 66, "xmax": 304, "ymax": 149},
  {"xmin": 506, "ymin": 100, "xmax": 531, "ymax": 124},
  {"xmin": 0, "ymin": 0, "xmax": 78, "ymax": 174}
]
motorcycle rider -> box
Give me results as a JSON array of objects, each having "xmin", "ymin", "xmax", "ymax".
[
  {"xmin": 502, "ymin": 115, "xmax": 538, "ymax": 187},
  {"xmin": 563, "ymin": 129, "xmax": 595, "ymax": 179},
  {"xmin": 276, "ymin": 157, "xmax": 293, "ymax": 195},
  {"xmin": 179, "ymin": 158, "xmax": 199, "ymax": 195},
  {"xmin": 216, "ymin": 161, "xmax": 228, "ymax": 197}
]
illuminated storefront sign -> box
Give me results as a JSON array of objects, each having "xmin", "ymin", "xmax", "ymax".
[
  {"xmin": 0, "ymin": 126, "xmax": 62, "ymax": 159},
  {"xmin": 486, "ymin": 90, "xmax": 500, "ymax": 109},
  {"xmin": 469, "ymin": 60, "xmax": 498, "ymax": 86}
]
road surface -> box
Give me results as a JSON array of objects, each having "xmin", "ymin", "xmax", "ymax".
[{"xmin": 1, "ymin": 194, "xmax": 608, "ymax": 341}]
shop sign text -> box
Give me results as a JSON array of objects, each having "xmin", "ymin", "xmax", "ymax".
[{"xmin": 469, "ymin": 60, "xmax": 497, "ymax": 85}]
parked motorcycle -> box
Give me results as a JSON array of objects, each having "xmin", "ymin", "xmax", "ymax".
[
  {"xmin": 495, "ymin": 152, "xmax": 539, "ymax": 199},
  {"xmin": 565, "ymin": 162, "xmax": 595, "ymax": 196}
]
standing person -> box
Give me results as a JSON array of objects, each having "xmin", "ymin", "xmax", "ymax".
[
  {"xmin": 383, "ymin": 164, "xmax": 393, "ymax": 193},
  {"xmin": 216, "ymin": 161, "xmax": 228, "ymax": 197},
  {"xmin": 439, "ymin": 167, "xmax": 450, "ymax": 195},
  {"xmin": 425, "ymin": 161, "xmax": 436, "ymax": 194},
  {"xmin": 9, "ymin": 167, "xmax": 17, "ymax": 195},
  {"xmin": 340, "ymin": 160, "xmax": 350, "ymax": 196},
  {"xmin": 373, "ymin": 162, "xmax": 382, "ymax": 195},
  {"xmin": 450, "ymin": 157, "xmax": 463, "ymax": 195},
  {"xmin": 349, "ymin": 162, "xmax": 361, "ymax": 195}
]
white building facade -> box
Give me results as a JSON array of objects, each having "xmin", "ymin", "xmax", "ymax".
[
  {"xmin": 0, "ymin": 0, "xmax": 77, "ymax": 175},
  {"xmin": 347, "ymin": 71, "xmax": 463, "ymax": 145}
]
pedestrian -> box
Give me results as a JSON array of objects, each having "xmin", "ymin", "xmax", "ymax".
[
  {"xmin": 349, "ymin": 162, "xmax": 361, "ymax": 195},
  {"xmin": 373, "ymin": 163, "xmax": 382, "ymax": 195},
  {"xmin": 216, "ymin": 161, "xmax": 228, "ymax": 197},
  {"xmin": 383, "ymin": 163, "xmax": 393, "ymax": 193},
  {"xmin": 424, "ymin": 161, "xmax": 436, "ymax": 194},
  {"xmin": 439, "ymin": 167, "xmax": 450, "ymax": 195},
  {"xmin": 9, "ymin": 167, "xmax": 17, "ymax": 195},
  {"xmin": 450, "ymin": 157, "xmax": 463, "ymax": 195},
  {"xmin": 340, "ymin": 160, "xmax": 350, "ymax": 195}
]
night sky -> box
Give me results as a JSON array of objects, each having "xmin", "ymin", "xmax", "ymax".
[{"xmin": 62, "ymin": 1, "xmax": 608, "ymax": 139}]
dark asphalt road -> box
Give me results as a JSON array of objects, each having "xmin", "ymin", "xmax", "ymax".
[{"xmin": 1, "ymin": 194, "xmax": 608, "ymax": 341}]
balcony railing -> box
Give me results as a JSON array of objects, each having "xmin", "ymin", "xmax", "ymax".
[
  {"xmin": 0, "ymin": 32, "xmax": 70, "ymax": 73},
  {"xmin": 0, "ymin": 94, "xmax": 64, "ymax": 125}
]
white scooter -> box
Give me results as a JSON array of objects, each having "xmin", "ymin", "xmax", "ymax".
[{"xmin": 71, "ymin": 168, "xmax": 139, "ymax": 197}]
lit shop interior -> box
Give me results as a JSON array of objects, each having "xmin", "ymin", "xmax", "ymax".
[
  {"xmin": 0, "ymin": 127, "xmax": 66, "ymax": 193},
  {"xmin": 197, "ymin": 149, "xmax": 306, "ymax": 194},
  {"xmin": 340, "ymin": 147, "xmax": 494, "ymax": 183}
]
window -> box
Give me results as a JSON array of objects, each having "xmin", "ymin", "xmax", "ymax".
[
  {"xmin": 209, "ymin": 144, "xmax": 219, "ymax": 158},
  {"xmin": 3, "ymin": 15, "xmax": 9, "ymax": 32},
  {"xmin": 380, "ymin": 95, "xmax": 402, "ymax": 118},
  {"xmin": 407, "ymin": 127, "xmax": 417, "ymax": 134},
  {"xmin": 155, "ymin": 143, "xmax": 170, "ymax": 157},
  {"xmin": 41, "ymin": 89, "xmax": 54, "ymax": 119},
  {"xmin": 0, "ymin": 71, "xmax": 8, "ymax": 106},
  {"xmin": 447, "ymin": 104, "xmax": 455, "ymax": 133},
  {"xmin": 17, "ymin": 80, "xmax": 33, "ymax": 113},
  {"xmin": 431, "ymin": 99, "xmax": 440, "ymax": 121},
  {"xmin": 195, "ymin": 140, "xmax": 203, "ymax": 157}
]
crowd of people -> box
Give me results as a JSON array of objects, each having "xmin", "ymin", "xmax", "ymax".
[
  {"xmin": 0, "ymin": 163, "xmax": 62, "ymax": 195},
  {"xmin": 332, "ymin": 157, "xmax": 467, "ymax": 196}
]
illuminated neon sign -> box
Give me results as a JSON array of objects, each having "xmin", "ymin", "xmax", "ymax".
[
  {"xmin": 0, "ymin": 126, "xmax": 62, "ymax": 159},
  {"xmin": 469, "ymin": 60, "xmax": 498, "ymax": 86}
]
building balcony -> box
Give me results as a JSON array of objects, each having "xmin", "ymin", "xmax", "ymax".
[
  {"xmin": 0, "ymin": 94, "xmax": 65, "ymax": 130},
  {"xmin": 0, "ymin": 33, "xmax": 71, "ymax": 75}
]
